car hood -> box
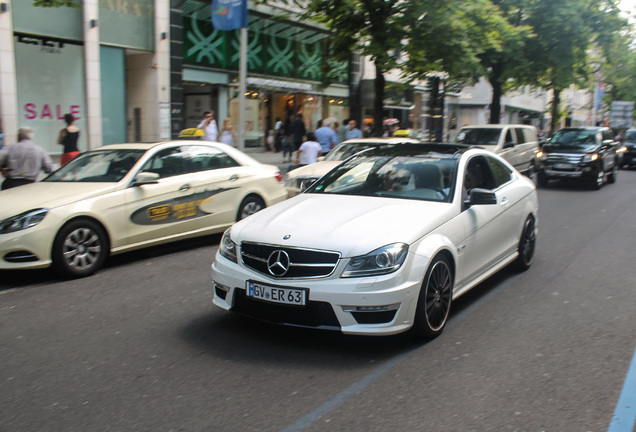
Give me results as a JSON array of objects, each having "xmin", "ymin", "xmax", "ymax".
[
  {"xmin": 231, "ymin": 194, "xmax": 455, "ymax": 257},
  {"xmin": 286, "ymin": 161, "xmax": 342, "ymax": 179},
  {"xmin": 0, "ymin": 182, "xmax": 119, "ymax": 219}
]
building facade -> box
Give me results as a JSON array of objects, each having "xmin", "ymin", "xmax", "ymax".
[{"xmin": 0, "ymin": 0, "xmax": 170, "ymax": 163}]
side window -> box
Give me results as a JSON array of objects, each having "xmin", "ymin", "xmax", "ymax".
[
  {"xmin": 602, "ymin": 130, "xmax": 613, "ymax": 141},
  {"xmin": 485, "ymin": 156, "xmax": 513, "ymax": 188},
  {"xmin": 185, "ymin": 145, "xmax": 240, "ymax": 172},
  {"xmin": 515, "ymin": 128, "xmax": 526, "ymax": 144},
  {"xmin": 464, "ymin": 156, "xmax": 495, "ymax": 193},
  {"xmin": 505, "ymin": 130, "xmax": 516, "ymax": 146},
  {"xmin": 141, "ymin": 147, "xmax": 189, "ymax": 179}
]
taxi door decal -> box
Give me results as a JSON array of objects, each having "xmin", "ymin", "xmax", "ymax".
[{"xmin": 130, "ymin": 187, "xmax": 237, "ymax": 225}]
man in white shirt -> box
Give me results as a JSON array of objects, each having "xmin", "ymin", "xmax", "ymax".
[
  {"xmin": 197, "ymin": 111, "xmax": 219, "ymax": 142},
  {"xmin": 0, "ymin": 127, "xmax": 53, "ymax": 190},
  {"xmin": 295, "ymin": 132, "xmax": 322, "ymax": 166}
]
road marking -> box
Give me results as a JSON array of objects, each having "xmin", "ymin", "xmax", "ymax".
[
  {"xmin": 608, "ymin": 346, "xmax": 636, "ymax": 432},
  {"xmin": 280, "ymin": 273, "xmax": 522, "ymax": 432}
]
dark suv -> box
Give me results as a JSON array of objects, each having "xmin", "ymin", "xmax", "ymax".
[
  {"xmin": 621, "ymin": 129, "xmax": 636, "ymax": 168},
  {"xmin": 536, "ymin": 127, "xmax": 620, "ymax": 190}
]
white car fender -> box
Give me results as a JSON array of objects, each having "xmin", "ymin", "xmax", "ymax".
[{"xmin": 410, "ymin": 233, "xmax": 458, "ymax": 272}]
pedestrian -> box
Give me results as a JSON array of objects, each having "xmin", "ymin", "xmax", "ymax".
[
  {"xmin": 345, "ymin": 119, "xmax": 363, "ymax": 140},
  {"xmin": 197, "ymin": 110, "xmax": 218, "ymax": 142},
  {"xmin": 315, "ymin": 119, "xmax": 338, "ymax": 154},
  {"xmin": 274, "ymin": 117, "xmax": 283, "ymax": 151},
  {"xmin": 58, "ymin": 113, "xmax": 80, "ymax": 165},
  {"xmin": 287, "ymin": 113, "xmax": 306, "ymax": 162},
  {"xmin": 337, "ymin": 118, "xmax": 349, "ymax": 143},
  {"xmin": 0, "ymin": 127, "xmax": 53, "ymax": 190},
  {"xmin": 219, "ymin": 117, "xmax": 235, "ymax": 146},
  {"xmin": 332, "ymin": 121, "xmax": 341, "ymax": 146},
  {"xmin": 295, "ymin": 132, "xmax": 322, "ymax": 166}
]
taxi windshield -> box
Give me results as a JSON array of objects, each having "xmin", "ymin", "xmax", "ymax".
[{"xmin": 44, "ymin": 150, "xmax": 145, "ymax": 183}]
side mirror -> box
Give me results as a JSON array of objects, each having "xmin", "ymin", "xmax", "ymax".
[
  {"xmin": 503, "ymin": 141, "xmax": 515, "ymax": 149},
  {"xmin": 133, "ymin": 171, "xmax": 160, "ymax": 186},
  {"xmin": 466, "ymin": 188, "xmax": 497, "ymax": 206}
]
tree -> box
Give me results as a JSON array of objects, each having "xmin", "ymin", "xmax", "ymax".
[
  {"xmin": 521, "ymin": 0, "xmax": 624, "ymax": 133},
  {"xmin": 601, "ymin": 32, "xmax": 636, "ymax": 104}
]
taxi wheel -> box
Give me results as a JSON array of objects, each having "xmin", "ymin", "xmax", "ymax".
[
  {"xmin": 411, "ymin": 255, "xmax": 453, "ymax": 340},
  {"xmin": 237, "ymin": 195, "xmax": 265, "ymax": 221},
  {"xmin": 52, "ymin": 219, "xmax": 108, "ymax": 278}
]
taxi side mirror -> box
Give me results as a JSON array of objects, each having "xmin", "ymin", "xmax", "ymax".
[{"xmin": 133, "ymin": 171, "xmax": 160, "ymax": 186}]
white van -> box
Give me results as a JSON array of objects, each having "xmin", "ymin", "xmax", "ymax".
[{"xmin": 455, "ymin": 124, "xmax": 539, "ymax": 176}]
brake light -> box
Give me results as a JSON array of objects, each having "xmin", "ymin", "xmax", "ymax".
[{"xmin": 274, "ymin": 172, "xmax": 284, "ymax": 183}]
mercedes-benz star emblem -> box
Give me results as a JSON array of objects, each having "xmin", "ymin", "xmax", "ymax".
[{"xmin": 267, "ymin": 250, "xmax": 291, "ymax": 277}]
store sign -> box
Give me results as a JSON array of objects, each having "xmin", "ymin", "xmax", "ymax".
[
  {"xmin": 247, "ymin": 77, "xmax": 313, "ymax": 91},
  {"xmin": 15, "ymin": 34, "xmax": 86, "ymax": 154}
]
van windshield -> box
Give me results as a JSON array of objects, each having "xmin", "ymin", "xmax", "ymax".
[{"xmin": 456, "ymin": 129, "xmax": 501, "ymax": 146}]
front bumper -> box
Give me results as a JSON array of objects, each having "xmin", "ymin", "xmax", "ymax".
[
  {"xmin": 211, "ymin": 251, "xmax": 427, "ymax": 336},
  {"xmin": 537, "ymin": 163, "xmax": 598, "ymax": 179},
  {"xmin": 0, "ymin": 217, "xmax": 59, "ymax": 270}
]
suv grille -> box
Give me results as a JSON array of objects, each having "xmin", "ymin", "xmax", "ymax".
[
  {"xmin": 545, "ymin": 153, "xmax": 583, "ymax": 165},
  {"xmin": 241, "ymin": 242, "xmax": 340, "ymax": 279}
]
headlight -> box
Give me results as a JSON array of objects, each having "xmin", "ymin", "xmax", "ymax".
[
  {"xmin": 219, "ymin": 228, "xmax": 237, "ymax": 263},
  {"xmin": 536, "ymin": 151, "xmax": 544, "ymax": 159},
  {"xmin": 341, "ymin": 243, "xmax": 409, "ymax": 278},
  {"xmin": 582, "ymin": 153, "xmax": 598, "ymax": 163},
  {"xmin": 0, "ymin": 209, "xmax": 48, "ymax": 234}
]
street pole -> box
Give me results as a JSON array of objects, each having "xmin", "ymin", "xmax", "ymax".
[{"xmin": 238, "ymin": 27, "xmax": 247, "ymax": 151}]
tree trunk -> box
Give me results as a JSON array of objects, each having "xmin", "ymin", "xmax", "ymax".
[
  {"xmin": 374, "ymin": 63, "xmax": 385, "ymax": 137},
  {"xmin": 550, "ymin": 89, "xmax": 560, "ymax": 136},
  {"xmin": 488, "ymin": 63, "xmax": 503, "ymax": 124},
  {"xmin": 428, "ymin": 76, "xmax": 439, "ymax": 141}
]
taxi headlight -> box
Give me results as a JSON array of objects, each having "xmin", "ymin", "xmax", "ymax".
[
  {"xmin": 341, "ymin": 243, "xmax": 409, "ymax": 278},
  {"xmin": 219, "ymin": 228, "xmax": 238, "ymax": 263},
  {"xmin": 0, "ymin": 209, "xmax": 48, "ymax": 234}
]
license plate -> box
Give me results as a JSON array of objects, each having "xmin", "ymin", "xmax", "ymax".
[
  {"xmin": 553, "ymin": 163, "xmax": 573, "ymax": 169},
  {"xmin": 246, "ymin": 281, "xmax": 307, "ymax": 306}
]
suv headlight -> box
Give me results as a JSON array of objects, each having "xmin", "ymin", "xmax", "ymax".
[
  {"xmin": 582, "ymin": 153, "xmax": 598, "ymax": 163},
  {"xmin": 341, "ymin": 243, "xmax": 409, "ymax": 278},
  {"xmin": 0, "ymin": 209, "xmax": 48, "ymax": 234},
  {"xmin": 219, "ymin": 228, "xmax": 238, "ymax": 263}
]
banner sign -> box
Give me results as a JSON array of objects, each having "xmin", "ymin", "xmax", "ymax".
[{"xmin": 211, "ymin": 0, "xmax": 248, "ymax": 31}]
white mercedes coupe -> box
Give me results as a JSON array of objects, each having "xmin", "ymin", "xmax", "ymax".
[{"xmin": 211, "ymin": 143, "xmax": 538, "ymax": 338}]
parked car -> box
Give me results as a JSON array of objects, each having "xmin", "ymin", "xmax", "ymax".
[
  {"xmin": 212, "ymin": 143, "xmax": 538, "ymax": 338},
  {"xmin": 536, "ymin": 127, "xmax": 620, "ymax": 189},
  {"xmin": 0, "ymin": 141, "xmax": 287, "ymax": 277},
  {"xmin": 620, "ymin": 129, "xmax": 636, "ymax": 168},
  {"xmin": 285, "ymin": 137, "xmax": 420, "ymax": 196},
  {"xmin": 455, "ymin": 124, "xmax": 539, "ymax": 176}
]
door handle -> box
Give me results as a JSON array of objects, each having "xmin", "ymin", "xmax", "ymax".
[
  {"xmin": 500, "ymin": 197, "xmax": 509, "ymax": 208},
  {"xmin": 179, "ymin": 184, "xmax": 191, "ymax": 192},
  {"xmin": 229, "ymin": 174, "xmax": 239, "ymax": 181}
]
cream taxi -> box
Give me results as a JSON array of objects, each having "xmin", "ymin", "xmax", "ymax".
[{"xmin": 0, "ymin": 141, "xmax": 287, "ymax": 277}]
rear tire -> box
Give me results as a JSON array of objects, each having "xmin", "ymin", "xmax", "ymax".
[
  {"xmin": 513, "ymin": 216, "xmax": 536, "ymax": 272},
  {"xmin": 411, "ymin": 256, "xmax": 453, "ymax": 340},
  {"xmin": 237, "ymin": 195, "xmax": 265, "ymax": 221},
  {"xmin": 52, "ymin": 219, "xmax": 108, "ymax": 278}
]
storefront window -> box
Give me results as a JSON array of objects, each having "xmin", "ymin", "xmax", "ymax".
[
  {"xmin": 99, "ymin": 0, "xmax": 154, "ymax": 50},
  {"xmin": 14, "ymin": 35, "xmax": 86, "ymax": 155},
  {"xmin": 12, "ymin": 2, "xmax": 83, "ymax": 41}
]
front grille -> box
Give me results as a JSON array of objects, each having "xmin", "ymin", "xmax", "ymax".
[
  {"xmin": 241, "ymin": 242, "xmax": 340, "ymax": 279},
  {"xmin": 232, "ymin": 289, "xmax": 340, "ymax": 329},
  {"xmin": 351, "ymin": 310, "xmax": 398, "ymax": 324},
  {"xmin": 545, "ymin": 153, "xmax": 583, "ymax": 165}
]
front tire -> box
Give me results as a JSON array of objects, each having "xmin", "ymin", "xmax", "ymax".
[
  {"xmin": 607, "ymin": 162, "xmax": 618, "ymax": 184},
  {"xmin": 237, "ymin": 195, "xmax": 265, "ymax": 221},
  {"xmin": 513, "ymin": 216, "xmax": 536, "ymax": 271},
  {"xmin": 52, "ymin": 219, "xmax": 108, "ymax": 278},
  {"xmin": 411, "ymin": 256, "xmax": 453, "ymax": 340},
  {"xmin": 537, "ymin": 171, "xmax": 548, "ymax": 188}
]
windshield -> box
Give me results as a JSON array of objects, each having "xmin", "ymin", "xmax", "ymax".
[
  {"xmin": 456, "ymin": 129, "xmax": 501, "ymax": 146},
  {"xmin": 324, "ymin": 141, "xmax": 381, "ymax": 161},
  {"xmin": 625, "ymin": 130, "xmax": 636, "ymax": 142},
  {"xmin": 45, "ymin": 149, "xmax": 145, "ymax": 182},
  {"xmin": 307, "ymin": 153, "xmax": 458, "ymax": 203},
  {"xmin": 549, "ymin": 130, "xmax": 599, "ymax": 150}
]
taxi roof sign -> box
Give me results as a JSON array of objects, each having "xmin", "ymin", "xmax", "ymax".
[
  {"xmin": 178, "ymin": 128, "xmax": 205, "ymax": 138},
  {"xmin": 392, "ymin": 129, "xmax": 412, "ymax": 137}
]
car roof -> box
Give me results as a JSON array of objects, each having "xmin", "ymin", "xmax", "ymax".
[
  {"xmin": 85, "ymin": 140, "xmax": 222, "ymax": 151},
  {"xmin": 461, "ymin": 124, "xmax": 535, "ymax": 129},
  {"xmin": 339, "ymin": 137, "xmax": 421, "ymax": 145}
]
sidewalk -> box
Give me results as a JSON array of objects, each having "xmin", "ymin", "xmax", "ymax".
[{"xmin": 242, "ymin": 147, "xmax": 295, "ymax": 173}]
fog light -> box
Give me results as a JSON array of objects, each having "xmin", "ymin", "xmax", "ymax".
[{"xmin": 342, "ymin": 303, "xmax": 400, "ymax": 312}]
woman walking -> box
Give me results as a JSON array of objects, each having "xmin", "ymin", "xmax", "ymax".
[{"xmin": 58, "ymin": 113, "xmax": 80, "ymax": 165}]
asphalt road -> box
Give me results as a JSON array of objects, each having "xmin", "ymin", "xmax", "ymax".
[{"xmin": 1, "ymin": 171, "xmax": 636, "ymax": 432}]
